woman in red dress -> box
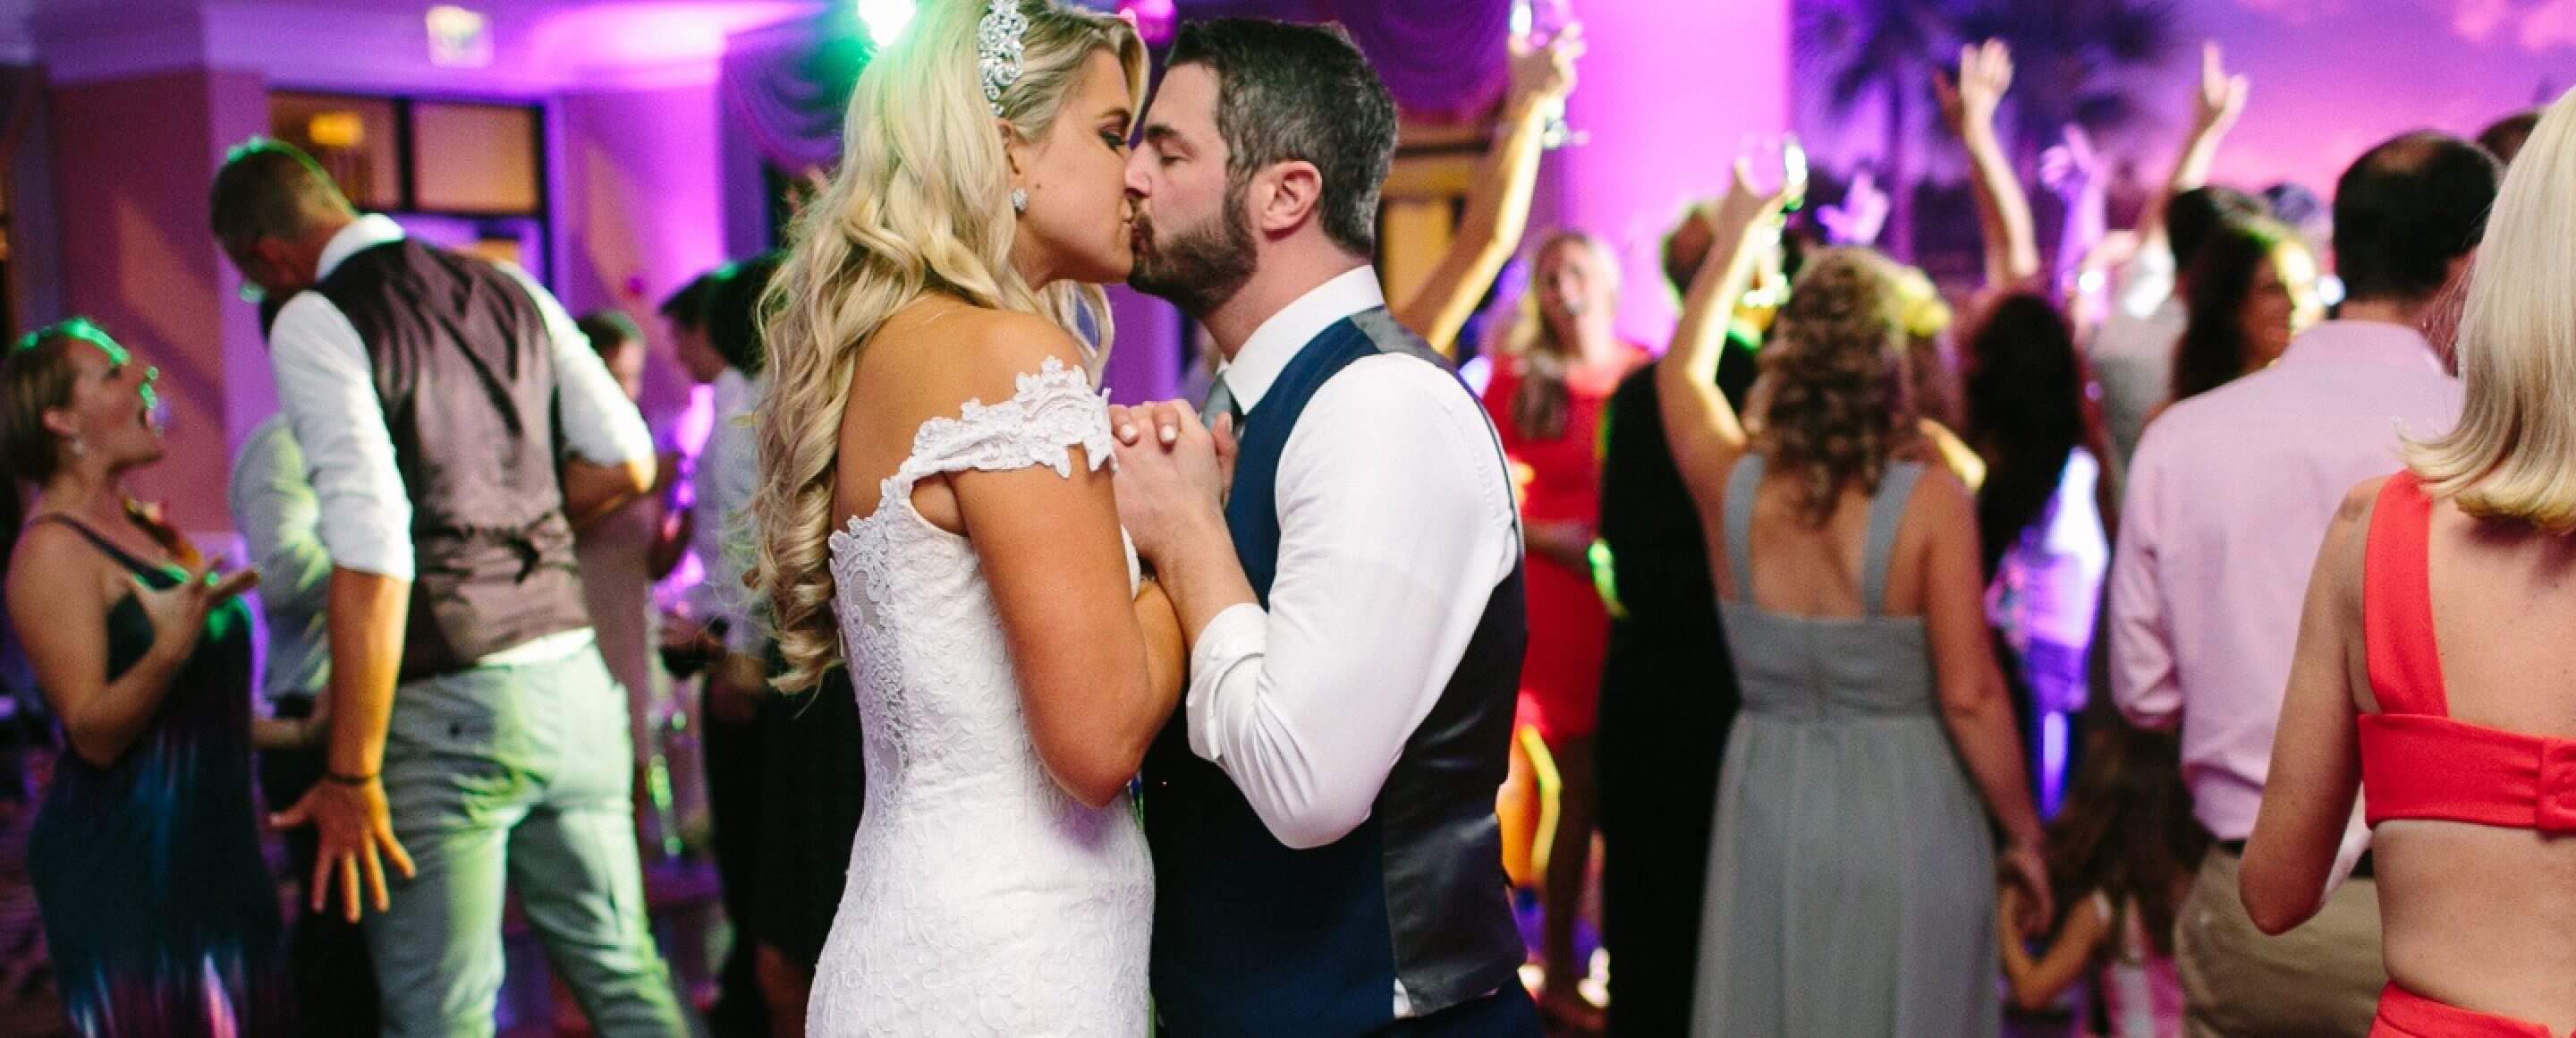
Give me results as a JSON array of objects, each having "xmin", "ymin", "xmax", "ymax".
[{"xmin": 1484, "ymin": 230, "xmax": 1648, "ymax": 1031}]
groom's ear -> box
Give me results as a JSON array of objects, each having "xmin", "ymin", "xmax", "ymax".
[{"xmin": 1252, "ymin": 160, "xmax": 1326, "ymax": 238}]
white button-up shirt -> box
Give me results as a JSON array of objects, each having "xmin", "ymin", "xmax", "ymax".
[
  {"xmin": 1183, "ymin": 267, "xmax": 1523, "ymax": 852},
  {"xmin": 264, "ymin": 215, "xmax": 654, "ymax": 662},
  {"xmin": 228, "ymin": 414, "xmax": 330, "ymax": 703},
  {"xmin": 686, "ymin": 368, "xmax": 767, "ymax": 654}
]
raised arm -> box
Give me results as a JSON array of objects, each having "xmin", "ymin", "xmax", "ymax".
[
  {"xmin": 1658, "ymin": 148, "xmax": 1801, "ymax": 516},
  {"xmin": 2138, "ymin": 43, "xmax": 2249, "ymax": 259},
  {"xmin": 1936, "ymin": 40, "xmax": 2040, "ymax": 292},
  {"xmin": 2241, "ymin": 482, "xmax": 2372, "ymax": 934},
  {"xmin": 1395, "ymin": 23, "xmax": 1583, "ymax": 355}
]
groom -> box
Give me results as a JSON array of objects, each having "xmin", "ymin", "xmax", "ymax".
[{"xmin": 1111, "ymin": 19, "xmax": 1537, "ymax": 1038}]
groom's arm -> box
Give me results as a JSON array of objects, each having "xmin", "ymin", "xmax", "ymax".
[{"xmin": 1167, "ymin": 359, "xmax": 1520, "ymax": 850}]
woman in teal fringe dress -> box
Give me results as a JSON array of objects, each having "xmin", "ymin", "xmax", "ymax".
[{"xmin": 3, "ymin": 319, "xmax": 293, "ymax": 1036}]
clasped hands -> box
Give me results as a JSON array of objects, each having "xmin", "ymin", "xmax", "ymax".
[{"xmin": 1106, "ymin": 401, "xmax": 1235, "ymax": 569}]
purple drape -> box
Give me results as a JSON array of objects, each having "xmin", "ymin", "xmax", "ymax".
[
  {"xmin": 1318, "ymin": 0, "xmax": 1512, "ymax": 121},
  {"xmin": 719, "ymin": 14, "xmax": 850, "ymax": 174}
]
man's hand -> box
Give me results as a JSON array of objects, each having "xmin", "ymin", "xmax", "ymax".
[
  {"xmin": 273, "ymin": 776, "xmax": 416, "ymax": 923},
  {"xmin": 1107, "ymin": 401, "xmax": 1231, "ymax": 568}
]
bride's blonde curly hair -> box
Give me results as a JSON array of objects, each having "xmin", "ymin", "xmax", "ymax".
[{"xmin": 753, "ymin": 0, "xmax": 1147, "ymax": 693}]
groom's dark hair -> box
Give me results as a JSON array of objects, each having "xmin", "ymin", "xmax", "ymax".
[{"xmin": 1167, "ymin": 19, "xmax": 1396, "ymax": 259}]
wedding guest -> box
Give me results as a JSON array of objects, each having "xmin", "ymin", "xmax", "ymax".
[
  {"xmin": 2168, "ymin": 216, "xmax": 2322, "ymax": 406},
  {"xmin": 2089, "ymin": 45, "xmax": 2255, "ymax": 474},
  {"xmin": 571, "ymin": 309, "xmax": 687, "ymax": 842},
  {"xmin": 2477, "ymin": 107, "xmax": 2539, "ymax": 165},
  {"xmin": 213, "ymin": 139, "xmax": 689, "ymax": 1035},
  {"xmin": 2245, "ymin": 87, "xmax": 2576, "ymax": 1038},
  {"xmin": 1481, "ymin": 229, "xmax": 1646, "ymax": 1031},
  {"xmin": 751, "ymin": 663, "xmax": 865, "ymax": 1038},
  {"xmin": 1964, "ymin": 295, "xmax": 2110, "ymax": 813},
  {"xmin": 1663, "ymin": 154, "xmax": 2047, "ymax": 1038},
  {"xmin": 1589, "ymin": 209, "xmax": 1761, "ymax": 1038},
  {"xmin": 2110, "ymin": 131, "xmax": 2497, "ymax": 1036},
  {"xmin": 1998, "ymin": 720, "xmax": 2201, "ymax": 1037},
  {"xmin": 1943, "ymin": 41, "xmax": 2114, "ymax": 809},
  {"xmin": 233, "ymin": 407, "xmax": 382, "ymax": 1037},
  {"xmin": 6, "ymin": 319, "xmax": 287, "ymax": 1035},
  {"xmin": 1394, "ymin": 21, "xmax": 1581, "ymax": 357},
  {"xmin": 690, "ymin": 251, "xmax": 782, "ymax": 1038}
]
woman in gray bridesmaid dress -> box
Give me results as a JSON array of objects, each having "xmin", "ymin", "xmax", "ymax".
[{"xmin": 1654, "ymin": 156, "xmax": 2051, "ymax": 1038}]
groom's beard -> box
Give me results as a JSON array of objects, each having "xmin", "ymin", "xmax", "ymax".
[{"xmin": 1128, "ymin": 195, "xmax": 1257, "ymax": 319}]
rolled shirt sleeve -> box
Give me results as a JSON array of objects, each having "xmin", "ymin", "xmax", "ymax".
[
  {"xmin": 266, "ymin": 294, "xmax": 415, "ymax": 581},
  {"xmin": 1182, "ymin": 356, "xmax": 1521, "ymax": 850}
]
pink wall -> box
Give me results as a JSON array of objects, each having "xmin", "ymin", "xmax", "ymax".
[
  {"xmin": 1557, "ymin": 0, "xmax": 1792, "ymax": 348},
  {"xmin": 50, "ymin": 69, "xmax": 264, "ymax": 533},
  {"xmin": 2194, "ymin": 0, "xmax": 2568, "ymax": 192},
  {"xmin": 558, "ymin": 81, "xmax": 730, "ymax": 427}
]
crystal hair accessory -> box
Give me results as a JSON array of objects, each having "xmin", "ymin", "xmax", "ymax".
[{"xmin": 978, "ymin": 0, "xmax": 1029, "ymax": 117}]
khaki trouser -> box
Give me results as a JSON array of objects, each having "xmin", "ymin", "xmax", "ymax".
[{"xmin": 2179, "ymin": 847, "xmax": 2385, "ymax": 1038}]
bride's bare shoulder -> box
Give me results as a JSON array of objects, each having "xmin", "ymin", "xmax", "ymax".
[{"xmin": 864, "ymin": 296, "xmax": 1087, "ymax": 406}]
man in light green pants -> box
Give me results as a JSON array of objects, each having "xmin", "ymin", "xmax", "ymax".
[{"xmin": 214, "ymin": 140, "xmax": 691, "ymax": 1037}]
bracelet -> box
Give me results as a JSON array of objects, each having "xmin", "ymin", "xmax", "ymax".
[{"xmin": 323, "ymin": 769, "xmax": 378, "ymax": 787}]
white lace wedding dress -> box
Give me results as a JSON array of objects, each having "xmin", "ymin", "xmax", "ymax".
[{"xmin": 807, "ymin": 358, "xmax": 1153, "ymax": 1036}]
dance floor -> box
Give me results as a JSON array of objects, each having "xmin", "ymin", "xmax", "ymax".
[{"xmin": 0, "ymin": 746, "xmax": 731, "ymax": 1038}]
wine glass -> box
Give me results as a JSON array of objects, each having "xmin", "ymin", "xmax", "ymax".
[{"xmin": 1510, "ymin": 0, "xmax": 1587, "ymax": 149}]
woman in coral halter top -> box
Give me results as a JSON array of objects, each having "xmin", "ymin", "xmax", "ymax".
[{"xmin": 2244, "ymin": 87, "xmax": 2576, "ymax": 1038}]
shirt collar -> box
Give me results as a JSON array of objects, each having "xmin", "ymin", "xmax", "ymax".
[
  {"xmin": 1218, "ymin": 266, "xmax": 1385, "ymax": 412},
  {"xmin": 316, "ymin": 214, "xmax": 407, "ymax": 281},
  {"xmin": 2275, "ymin": 319, "xmax": 2447, "ymax": 374}
]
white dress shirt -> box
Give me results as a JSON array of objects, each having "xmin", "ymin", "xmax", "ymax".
[
  {"xmin": 686, "ymin": 368, "xmax": 767, "ymax": 654},
  {"xmin": 229, "ymin": 415, "xmax": 331, "ymax": 703},
  {"xmin": 1184, "ymin": 267, "xmax": 1523, "ymax": 851},
  {"xmin": 266, "ymin": 215, "xmax": 655, "ymax": 662}
]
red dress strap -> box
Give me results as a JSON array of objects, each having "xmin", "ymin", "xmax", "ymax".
[{"xmin": 2363, "ymin": 472, "xmax": 2450, "ymax": 718}]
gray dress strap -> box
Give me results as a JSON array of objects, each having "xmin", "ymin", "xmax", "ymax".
[
  {"xmin": 1723, "ymin": 453, "xmax": 1768, "ymax": 601},
  {"xmin": 1860, "ymin": 463, "xmax": 1926, "ymax": 616}
]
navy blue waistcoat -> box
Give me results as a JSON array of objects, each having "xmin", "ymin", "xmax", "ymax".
[{"xmin": 1144, "ymin": 308, "xmax": 1527, "ymax": 1036}]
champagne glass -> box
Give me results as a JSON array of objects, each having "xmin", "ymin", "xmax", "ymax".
[{"xmin": 1511, "ymin": 0, "xmax": 1587, "ymax": 149}]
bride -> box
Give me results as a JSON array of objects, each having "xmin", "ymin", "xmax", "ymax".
[{"xmin": 749, "ymin": 2, "xmax": 1181, "ymax": 1034}]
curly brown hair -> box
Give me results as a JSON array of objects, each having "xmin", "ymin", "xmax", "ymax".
[{"xmin": 1758, "ymin": 248, "xmax": 1916, "ymax": 527}]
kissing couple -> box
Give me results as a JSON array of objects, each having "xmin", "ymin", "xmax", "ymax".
[{"xmin": 748, "ymin": 2, "xmax": 1538, "ymax": 1036}]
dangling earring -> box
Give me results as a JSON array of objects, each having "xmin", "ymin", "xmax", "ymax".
[
  {"xmin": 65, "ymin": 437, "xmax": 85, "ymax": 457},
  {"xmin": 1011, "ymin": 189, "xmax": 1029, "ymax": 214}
]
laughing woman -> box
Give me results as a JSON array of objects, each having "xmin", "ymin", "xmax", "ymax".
[{"xmin": 4, "ymin": 319, "xmax": 292, "ymax": 1036}]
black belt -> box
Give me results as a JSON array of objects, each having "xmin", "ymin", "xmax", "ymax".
[{"xmin": 2217, "ymin": 838, "xmax": 2374, "ymax": 880}]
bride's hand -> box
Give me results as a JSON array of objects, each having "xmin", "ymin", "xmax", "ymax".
[{"xmin": 1109, "ymin": 402, "xmax": 1227, "ymax": 566}]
